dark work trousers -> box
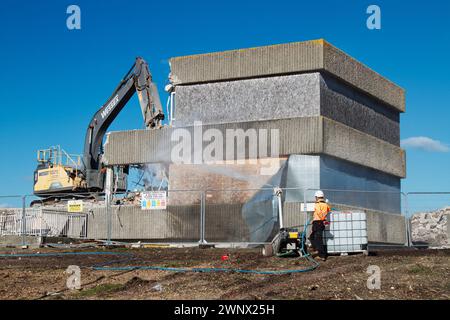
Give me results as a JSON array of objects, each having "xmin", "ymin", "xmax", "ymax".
[{"xmin": 309, "ymin": 220, "xmax": 327, "ymax": 258}]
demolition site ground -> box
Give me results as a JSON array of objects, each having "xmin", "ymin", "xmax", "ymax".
[{"xmin": 0, "ymin": 247, "xmax": 449, "ymax": 300}]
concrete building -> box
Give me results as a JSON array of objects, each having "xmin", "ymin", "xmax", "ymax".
[{"xmin": 101, "ymin": 39, "xmax": 407, "ymax": 245}]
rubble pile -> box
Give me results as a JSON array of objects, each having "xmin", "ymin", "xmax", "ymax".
[{"xmin": 411, "ymin": 207, "xmax": 450, "ymax": 247}]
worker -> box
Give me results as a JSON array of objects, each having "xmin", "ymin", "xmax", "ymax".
[{"xmin": 309, "ymin": 190, "xmax": 330, "ymax": 261}]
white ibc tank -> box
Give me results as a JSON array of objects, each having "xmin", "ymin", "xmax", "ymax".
[{"xmin": 324, "ymin": 211, "xmax": 368, "ymax": 254}]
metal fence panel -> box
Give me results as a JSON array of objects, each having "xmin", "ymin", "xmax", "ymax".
[
  {"xmin": 280, "ymin": 188, "xmax": 408, "ymax": 247},
  {"xmin": 204, "ymin": 189, "xmax": 277, "ymax": 243},
  {"xmin": 307, "ymin": 188, "xmax": 407, "ymax": 246},
  {"xmin": 2, "ymin": 190, "xmax": 449, "ymax": 248},
  {"xmin": 100, "ymin": 190, "xmax": 203, "ymax": 243},
  {"xmin": 0, "ymin": 196, "xmax": 24, "ymax": 237},
  {"xmin": 1, "ymin": 195, "xmax": 89, "ymax": 241}
]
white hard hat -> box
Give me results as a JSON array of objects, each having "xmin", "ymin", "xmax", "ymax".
[
  {"xmin": 164, "ymin": 83, "xmax": 175, "ymax": 93},
  {"xmin": 314, "ymin": 190, "xmax": 324, "ymax": 198}
]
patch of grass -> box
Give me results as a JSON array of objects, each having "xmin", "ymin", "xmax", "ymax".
[
  {"xmin": 75, "ymin": 283, "xmax": 125, "ymax": 298},
  {"xmin": 407, "ymin": 264, "xmax": 432, "ymax": 274}
]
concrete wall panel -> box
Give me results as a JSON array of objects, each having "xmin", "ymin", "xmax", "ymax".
[
  {"xmin": 320, "ymin": 75, "xmax": 400, "ymax": 145},
  {"xmin": 322, "ymin": 118, "xmax": 405, "ymax": 177},
  {"xmin": 103, "ymin": 117, "xmax": 405, "ymax": 177},
  {"xmin": 174, "ymin": 73, "xmax": 321, "ymax": 126},
  {"xmin": 322, "ymin": 42, "xmax": 405, "ymax": 113},
  {"xmin": 103, "ymin": 117, "xmax": 323, "ymax": 165},
  {"xmin": 174, "ymin": 73, "xmax": 399, "ymax": 145}
]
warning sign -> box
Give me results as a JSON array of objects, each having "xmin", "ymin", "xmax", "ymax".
[
  {"xmin": 141, "ymin": 191, "xmax": 167, "ymax": 210},
  {"xmin": 67, "ymin": 200, "xmax": 83, "ymax": 213}
]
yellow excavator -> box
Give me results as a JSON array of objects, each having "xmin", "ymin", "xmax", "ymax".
[
  {"xmin": 33, "ymin": 146, "xmax": 86, "ymax": 195},
  {"xmin": 33, "ymin": 57, "xmax": 165, "ymax": 201}
]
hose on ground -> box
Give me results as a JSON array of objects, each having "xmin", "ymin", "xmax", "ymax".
[
  {"xmin": 0, "ymin": 242, "xmax": 319, "ymax": 275},
  {"xmin": 0, "ymin": 216, "xmax": 319, "ymax": 275}
]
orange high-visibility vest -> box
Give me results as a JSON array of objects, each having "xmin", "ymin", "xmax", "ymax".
[{"xmin": 313, "ymin": 200, "xmax": 330, "ymax": 221}]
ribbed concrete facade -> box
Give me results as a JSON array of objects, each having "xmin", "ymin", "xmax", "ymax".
[
  {"xmin": 103, "ymin": 117, "xmax": 405, "ymax": 177},
  {"xmin": 170, "ymin": 39, "xmax": 405, "ymax": 112}
]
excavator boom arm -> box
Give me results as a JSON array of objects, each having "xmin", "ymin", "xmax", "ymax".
[{"xmin": 83, "ymin": 57, "xmax": 164, "ymax": 189}]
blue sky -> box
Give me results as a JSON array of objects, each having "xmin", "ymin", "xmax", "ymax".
[{"xmin": 0, "ymin": 0, "xmax": 449, "ymax": 201}]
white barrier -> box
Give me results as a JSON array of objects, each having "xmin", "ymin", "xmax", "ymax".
[{"xmin": 0, "ymin": 208, "xmax": 87, "ymax": 238}]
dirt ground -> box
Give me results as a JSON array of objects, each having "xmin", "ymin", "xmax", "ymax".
[{"xmin": 0, "ymin": 247, "xmax": 449, "ymax": 300}]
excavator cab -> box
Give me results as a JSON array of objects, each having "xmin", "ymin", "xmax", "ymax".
[
  {"xmin": 33, "ymin": 146, "xmax": 86, "ymax": 196},
  {"xmin": 33, "ymin": 146, "xmax": 129, "ymax": 198}
]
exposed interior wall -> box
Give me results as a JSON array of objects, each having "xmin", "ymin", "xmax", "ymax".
[{"xmin": 167, "ymin": 158, "xmax": 287, "ymax": 205}]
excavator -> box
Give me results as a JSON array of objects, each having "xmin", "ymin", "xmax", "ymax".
[{"xmin": 33, "ymin": 57, "xmax": 165, "ymax": 202}]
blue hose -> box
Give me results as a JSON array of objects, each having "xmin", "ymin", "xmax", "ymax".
[
  {"xmin": 299, "ymin": 218, "xmax": 320, "ymax": 269},
  {"xmin": 91, "ymin": 265, "xmax": 317, "ymax": 275},
  {"xmin": 0, "ymin": 249, "xmax": 318, "ymax": 275},
  {"xmin": 0, "ymin": 251, "xmax": 128, "ymax": 258}
]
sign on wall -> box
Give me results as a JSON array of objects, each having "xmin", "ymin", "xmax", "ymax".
[
  {"xmin": 141, "ymin": 191, "xmax": 167, "ymax": 210},
  {"xmin": 67, "ymin": 200, "xmax": 83, "ymax": 213}
]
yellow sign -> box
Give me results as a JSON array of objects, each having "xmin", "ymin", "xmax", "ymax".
[
  {"xmin": 68, "ymin": 200, "xmax": 83, "ymax": 213},
  {"xmin": 289, "ymin": 232, "xmax": 299, "ymax": 239}
]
